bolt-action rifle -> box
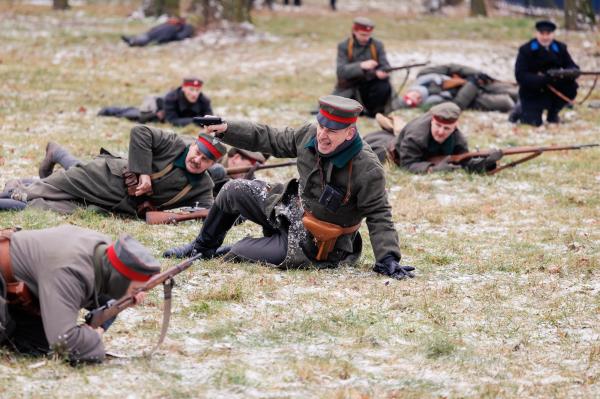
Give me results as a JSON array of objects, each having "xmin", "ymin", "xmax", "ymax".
[
  {"xmin": 145, "ymin": 161, "xmax": 297, "ymax": 225},
  {"xmin": 427, "ymin": 143, "xmax": 599, "ymax": 175},
  {"xmin": 85, "ymin": 253, "xmax": 203, "ymax": 353},
  {"xmin": 337, "ymin": 62, "xmax": 429, "ymax": 90},
  {"xmin": 547, "ymin": 68, "xmax": 600, "ymax": 79}
]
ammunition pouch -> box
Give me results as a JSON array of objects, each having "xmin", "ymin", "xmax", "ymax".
[
  {"xmin": 302, "ymin": 212, "xmax": 361, "ymax": 261},
  {"xmin": 122, "ymin": 170, "xmax": 140, "ymax": 197}
]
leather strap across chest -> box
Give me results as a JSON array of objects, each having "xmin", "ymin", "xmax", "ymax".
[
  {"xmin": 146, "ymin": 163, "xmax": 193, "ymax": 209},
  {"xmin": 347, "ymin": 36, "xmax": 378, "ymax": 63}
]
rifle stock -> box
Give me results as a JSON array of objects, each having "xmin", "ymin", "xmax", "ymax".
[
  {"xmin": 146, "ymin": 209, "xmax": 209, "ymax": 225},
  {"xmin": 427, "ymin": 144, "xmax": 599, "ymax": 169},
  {"xmin": 85, "ymin": 253, "xmax": 204, "ymax": 329}
]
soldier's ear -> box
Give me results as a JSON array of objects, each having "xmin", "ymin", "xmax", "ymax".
[{"xmin": 345, "ymin": 126, "xmax": 357, "ymax": 140}]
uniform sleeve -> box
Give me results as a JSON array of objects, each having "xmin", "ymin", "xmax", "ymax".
[
  {"xmin": 336, "ymin": 41, "xmax": 365, "ymax": 81},
  {"xmin": 515, "ymin": 47, "xmax": 547, "ymax": 90},
  {"xmin": 222, "ymin": 120, "xmax": 300, "ymax": 159},
  {"xmin": 164, "ymin": 91, "xmax": 192, "ymax": 127},
  {"xmin": 561, "ymin": 45, "xmax": 578, "ymax": 69},
  {"xmin": 396, "ymin": 129, "xmax": 432, "ymax": 174},
  {"xmin": 355, "ymin": 166, "xmax": 401, "ymax": 262},
  {"xmin": 453, "ymin": 81, "xmax": 479, "ymax": 110},
  {"xmin": 38, "ymin": 269, "xmax": 105, "ymax": 363},
  {"xmin": 376, "ymin": 41, "xmax": 391, "ymax": 70},
  {"xmin": 127, "ymin": 125, "xmax": 183, "ymax": 174}
]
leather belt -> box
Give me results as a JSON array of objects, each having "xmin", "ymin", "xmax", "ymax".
[{"xmin": 302, "ymin": 212, "xmax": 361, "ymax": 261}]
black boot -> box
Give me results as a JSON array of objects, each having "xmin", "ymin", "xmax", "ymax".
[
  {"xmin": 163, "ymin": 205, "xmax": 239, "ymax": 258},
  {"xmin": 38, "ymin": 142, "xmax": 81, "ymax": 178}
]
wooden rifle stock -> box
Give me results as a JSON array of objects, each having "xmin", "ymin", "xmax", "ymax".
[
  {"xmin": 427, "ymin": 144, "xmax": 599, "ymax": 173},
  {"xmin": 145, "ymin": 208, "xmax": 209, "ymax": 225},
  {"xmin": 225, "ymin": 161, "xmax": 296, "ymax": 176},
  {"xmin": 85, "ymin": 253, "xmax": 203, "ymax": 329}
]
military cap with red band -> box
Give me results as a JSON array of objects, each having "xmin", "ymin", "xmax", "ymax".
[
  {"xmin": 182, "ymin": 77, "xmax": 203, "ymax": 88},
  {"xmin": 353, "ymin": 16, "xmax": 375, "ymax": 32},
  {"xmin": 106, "ymin": 234, "xmax": 160, "ymax": 282},
  {"xmin": 196, "ymin": 133, "xmax": 227, "ymax": 161},
  {"xmin": 316, "ymin": 95, "xmax": 363, "ymax": 130},
  {"xmin": 430, "ymin": 102, "xmax": 461, "ymax": 125}
]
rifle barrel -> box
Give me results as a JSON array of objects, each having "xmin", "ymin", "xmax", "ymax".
[
  {"xmin": 226, "ymin": 161, "xmax": 296, "ymax": 176},
  {"xmin": 444, "ymin": 144, "xmax": 599, "ymax": 164}
]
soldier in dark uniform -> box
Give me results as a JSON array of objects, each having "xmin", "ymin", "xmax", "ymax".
[
  {"xmin": 332, "ymin": 17, "xmax": 392, "ymax": 117},
  {"xmin": 208, "ymin": 148, "xmax": 267, "ymax": 197},
  {"xmin": 0, "ymin": 225, "xmax": 159, "ymax": 363},
  {"xmin": 98, "ymin": 77, "xmax": 213, "ymax": 127},
  {"xmin": 396, "ymin": 63, "xmax": 518, "ymax": 112},
  {"xmin": 121, "ymin": 17, "xmax": 194, "ymax": 47},
  {"xmin": 512, "ymin": 20, "xmax": 579, "ymax": 126},
  {"xmin": 0, "ymin": 127, "xmax": 225, "ymax": 216},
  {"xmin": 392, "ymin": 102, "xmax": 501, "ymax": 173},
  {"xmin": 165, "ymin": 95, "xmax": 415, "ymax": 281}
]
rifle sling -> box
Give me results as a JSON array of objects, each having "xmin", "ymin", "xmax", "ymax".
[
  {"xmin": 147, "ymin": 278, "xmax": 175, "ymax": 355},
  {"xmin": 578, "ymin": 75, "xmax": 598, "ymax": 105},
  {"xmin": 150, "ymin": 164, "xmax": 174, "ymax": 180},
  {"xmin": 547, "ymin": 84, "xmax": 574, "ymax": 105}
]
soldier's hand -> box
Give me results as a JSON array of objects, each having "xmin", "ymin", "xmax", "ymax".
[
  {"xmin": 373, "ymin": 256, "xmax": 415, "ymax": 280},
  {"xmin": 132, "ymin": 291, "xmax": 146, "ymax": 305},
  {"xmin": 206, "ymin": 122, "xmax": 228, "ymax": 136},
  {"xmin": 360, "ymin": 59, "xmax": 378, "ymax": 70},
  {"xmin": 135, "ymin": 174, "xmax": 152, "ymax": 196},
  {"xmin": 486, "ymin": 149, "xmax": 503, "ymax": 163},
  {"xmin": 375, "ymin": 69, "xmax": 389, "ymax": 79}
]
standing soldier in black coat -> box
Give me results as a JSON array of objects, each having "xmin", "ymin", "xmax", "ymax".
[
  {"xmin": 513, "ymin": 20, "xmax": 579, "ymax": 126},
  {"xmin": 121, "ymin": 17, "xmax": 195, "ymax": 47},
  {"xmin": 0, "ymin": 225, "xmax": 160, "ymax": 363},
  {"xmin": 333, "ymin": 17, "xmax": 392, "ymax": 117},
  {"xmin": 98, "ymin": 77, "xmax": 213, "ymax": 128}
]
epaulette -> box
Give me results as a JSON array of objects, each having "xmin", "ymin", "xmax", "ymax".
[
  {"xmin": 551, "ymin": 42, "xmax": 559, "ymax": 53},
  {"xmin": 530, "ymin": 40, "xmax": 540, "ymax": 51}
]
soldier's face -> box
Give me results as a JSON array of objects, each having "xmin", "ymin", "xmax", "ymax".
[
  {"xmin": 186, "ymin": 145, "xmax": 215, "ymax": 174},
  {"xmin": 227, "ymin": 153, "xmax": 256, "ymax": 179},
  {"xmin": 182, "ymin": 86, "xmax": 202, "ymax": 103},
  {"xmin": 430, "ymin": 119, "xmax": 458, "ymax": 144},
  {"xmin": 536, "ymin": 30, "xmax": 555, "ymax": 47},
  {"xmin": 353, "ymin": 29, "xmax": 372, "ymax": 45},
  {"xmin": 316, "ymin": 124, "xmax": 356, "ymax": 154}
]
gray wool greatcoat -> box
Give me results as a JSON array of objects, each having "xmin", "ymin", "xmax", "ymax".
[
  {"xmin": 220, "ymin": 120, "xmax": 401, "ymax": 265},
  {"xmin": 394, "ymin": 113, "xmax": 469, "ymax": 174},
  {"xmin": 25, "ymin": 126, "xmax": 214, "ymax": 215},
  {"xmin": 9, "ymin": 225, "xmax": 113, "ymax": 362}
]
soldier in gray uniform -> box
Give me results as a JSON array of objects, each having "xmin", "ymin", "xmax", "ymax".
[
  {"xmin": 1, "ymin": 127, "xmax": 226, "ymax": 216},
  {"xmin": 0, "ymin": 225, "xmax": 160, "ymax": 363},
  {"xmin": 332, "ymin": 17, "xmax": 392, "ymax": 117},
  {"xmin": 165, "ymin": 95, "xmax": 415, "ymax": 281},
  {"xmin": 208, "ymin": 148, "xmax": 267, "ymax": 196},
  {"xmin": 392, "ymin": 102, "xmax": 502, "ymax": 173},
  {"xmin": 398, "ymin": 63, "xmax": 518, "ymax": 112}
]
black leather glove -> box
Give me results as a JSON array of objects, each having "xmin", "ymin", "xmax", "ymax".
[
  {"xmin": 463, "ymin": 149, "xmax": 502, "ymax": 173},
  {"xmin": 430, "ymin": 159, "xmax": 461, "ymax": 173},
  {"xmin": 373, "ymin": 255, "xmax": 415, "ymax": 280}
]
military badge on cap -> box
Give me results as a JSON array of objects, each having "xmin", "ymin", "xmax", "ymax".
[{"xmin": 317, "ymin": 95, "xmax": 363, "ymax": 130}]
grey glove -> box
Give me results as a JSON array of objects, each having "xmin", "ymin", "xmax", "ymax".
[
  {"xmin": 430, "ymin": 159, "xmax": 461, "ymax": 173},
  {"xmin": 207, "ymin": 164, "xmax": 227, "ymax": 181}
]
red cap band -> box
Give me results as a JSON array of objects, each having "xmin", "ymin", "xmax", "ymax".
[
  {"xmin": 432, "ymin": 115, "xmax": 458, "ymax": 125},
  {"xmin": 197, "ymin": 136, "xmax": 223, "ymax": 159},
  {"xmin": 353, "ymin": 23, "xmax": 373, "ymax": 32},
  {"xmin": 319, "ymin": 108, "xmax": 358, "ymax": 124},
  {"xmin": 107, "ymin": 244, "xmax": 151, "ymax": 282},
  {"xmin": 183, "ymin": 80, "xmax": 202, "ymax": 88}
]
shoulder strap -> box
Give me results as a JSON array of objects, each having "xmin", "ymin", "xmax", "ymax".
[
  {"xmin": 370, "ymin": 43, "xmax": 378, "ymax": 63},
  {"xmin": 158, "ymin": 184, "xmax": 192, "ymax": 209},
  {"xmin": 150, "ymin": 163, "xmax": 174, "ymax": 180},
  {"xmin": 347, "ymin": 37, "xmax": 354, "ymax": 61}
]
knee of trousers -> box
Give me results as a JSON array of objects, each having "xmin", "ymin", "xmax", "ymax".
[{"xmin": 214, "ymin": 179, "xmax": 263, "ymax": 211}]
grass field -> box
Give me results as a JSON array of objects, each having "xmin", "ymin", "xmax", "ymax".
[{"xmin": 0, "ymin": 1, "xmax": 599, "ymax": 398}]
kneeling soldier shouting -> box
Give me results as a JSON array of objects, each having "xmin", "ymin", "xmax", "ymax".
[
  {"xmin": 164, "ymin": 95, "xmax": 414, "ymax": 280},
  {"xmin": 0, "ymin": 225, "xmax": 160, "ymax": 363}
]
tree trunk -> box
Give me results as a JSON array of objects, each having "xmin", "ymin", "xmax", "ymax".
[
  {"xmin": 564, "ymin": 0, "xmax": 595, "ymax": 30},
  {"xmin": 470, "ymin": 0, "xmax": 488, "ymax": 16},
  {"xmin": 53, "ymin": 0, "xmax": 69, "ymax": 10},
  {"xmin": 189, "ymin": 0, "xmax": 252, "ymax": 27},
  {"xmin": 143, "ymin": 0, "xmax": 181, "ymax": 17}
]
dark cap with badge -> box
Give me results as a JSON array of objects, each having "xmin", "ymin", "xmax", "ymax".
[
  {"xmin": 430, "ymin": 102, "xmax": 461, "ymax": 125},
  {"xmin": 196, "ymin": 133, "xmax": 227, "ymax": 161},
  {"xmin": 353, "ymin": 17, "xmax": 375, "ymax": 32},
  {"xmin": 317, "ymin": 95, "xmax": 363, "ymax": 130},
  {"xmin": 182, "ymin": 77, "xmax": 203, "ymax": 88},
  {"xmin": 106, "ymin": 234, "xmax": 161, "ymax": 282},
  {"xmin": 535, "ymin": 20, "xmax": 557, "ymax": 32}
]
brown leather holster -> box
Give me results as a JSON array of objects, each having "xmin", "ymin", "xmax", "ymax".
[
  {"xmin": 122, "ymin": 170, "xmax": 157, "ymax": 217},
  {"xmin": 442, "ymin": 75, "xmax": 467, "ymax": 90},
  {"xmin": 302, "ymin": 212, "xmax": 361, "ymax": 261},
  {"xmin": 0, "ymin": 228, "xmax": 40, "ymax": 315}
]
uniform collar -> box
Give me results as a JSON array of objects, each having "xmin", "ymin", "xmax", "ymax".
[
  {"xmin": 305, "ymin": 133, "xmax": 363, "ymax": 168},
  {"xmin": 173, "ymin": 146, "xmax": 204, "ymax": 187},
  {"xmin": 531, "ymin": 39, "xmax": 559, "ymax": 53},
  {"xmin": 428, "ymin": 132, "xmax": 457, "ymax": 156}
]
